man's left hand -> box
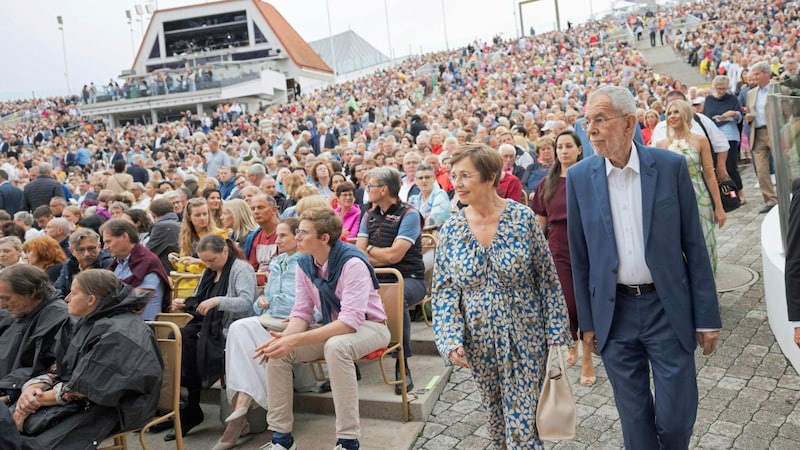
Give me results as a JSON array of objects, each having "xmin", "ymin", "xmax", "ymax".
[
  {"xmin": 697, "ymin": 330, "xmax": 720, "ymax": 355},
  {"xmin": 196, "ymin": 297, "xmax": 221, "ymax": 316},
  {"xmin": 253, "ymin": 331, "xmax": 297, "ymax": 364}
]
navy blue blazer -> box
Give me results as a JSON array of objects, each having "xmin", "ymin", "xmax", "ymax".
[
  {"xmin": 0, "ymin": 181, "xmax": 22, "ymax": 216},
  {"xmin": 566, "ymin": 143, "xmax": 721, "ymax": 353}
]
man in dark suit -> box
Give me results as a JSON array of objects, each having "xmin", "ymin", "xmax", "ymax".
[
  {"xmin": 20, "ymin": 163, "xmax": 63, "ymax": 212},
  {"xmin": 312, "ymin": 122, "xmax": 338, "ymax": 155},
  {"xmin": 566, "ymin": 86, "xmax": 721, "ymax": 449},
  {"xmin": 0, "ymin": 169, "xmax": 22, "ymax": 216},
  {"xmin": 785, "ymin": 179, "xmax": 800, "ymax": 346}
]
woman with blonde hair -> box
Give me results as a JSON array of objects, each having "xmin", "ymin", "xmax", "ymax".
[
  {"xmin": 62, "ymin": 206, "xmax": 82, "ymax": 227},
  {"xmin": 221, "ymin": 199, "xmax": 258, "ymax": 248},
  {"xmin": 22, "ymin": 236, "xmax": 67, "ymax": 283},
  {"xmin": 656, "ymin": 99, "xmax": 726, "ymax": 273}
]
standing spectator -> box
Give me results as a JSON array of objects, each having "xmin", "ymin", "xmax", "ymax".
[
  {"xmin": 704, "ymin": 75, "xmax": 746, "ymax": 204},
  {"xmin": 432, "ymin": 144, "xmax": 571, "ymax": 448},
  {"xmin": 146, "ymin": 198, "xmax": 181, "ymax": 275},
  {"xmin": 0, "ymin": 169, "xmax": 22, "ymax": 216},
  {"xmin": 127, "ymin": 155, "xmax": 150, "ymax": 184},
  {"xmin": 20, "ymin": 163, "xmax": 62, "ymax": 212},
  {"xmin": 530, "ymin": 131, "xmax": 595, "ymax": 385},
  {"xmin": 566, "ymin": 86, "xmax": 720, "ymax": 449},
  {"xmin": 746, "ymin": 62, "xmax": 780, "ymax": 213},
  {"xmin": 106, "ymin": 160, "xmax": 134, "ymax": 195}
]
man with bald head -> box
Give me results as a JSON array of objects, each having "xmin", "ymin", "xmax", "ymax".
[{"xmin": 244, "ymin": 194, "xmax": 280, "ymax": 274}]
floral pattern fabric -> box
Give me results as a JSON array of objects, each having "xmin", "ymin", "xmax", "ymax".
[
  {"xmin": 667, "ymin": 139, "xmax": 717, "ymax": 273},
  {"xmin": 432, "ymin": 200, "xmax": 572, "ymax": 449}
]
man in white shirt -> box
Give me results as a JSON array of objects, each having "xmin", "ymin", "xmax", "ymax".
[{"xmin": 567, "ymin": 86, "xmax": 720, "ymax": 450}]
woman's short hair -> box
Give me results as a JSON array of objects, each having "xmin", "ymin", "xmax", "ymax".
[
  {"xmin": 22, "ymin": 236, "xmax": 67, "ymax": 267},
  {"xmin": 299, "ymin": 207, "xmax": 342, "ymax": 247},
  {"xmin": 335, "ymin": 181, "xmax": 356, "ymax": 196},
  {"xmin": 0, "ymin": 222, "xmax": 25, "ymax": 241},
  {"xmin": 0, "ymin": 264, "xmax": 50, "ymax": 303},
  {"xmin": 125, "ymin": 209, "xmax": 152, "ymax": 233},
  {"xmin": 13, "ymin": 211, "xmax": 34, "ymax": 227},
  {"xmin": 295, "ymin": 195, "xmax": 329, "ymax": 216},
  {"xmin": 73, "ymin": 269, "xmax": 120, "ymax": 300},
  {"xmin": 712, "ymin": 75, "xmax": 730, "ymax": 88},
  {"xmin": 0, "ymin": 236, "xmax": 23, "ymax": 251},
  {"xmin": 449, "ymin": 144, "xmax": 503, "ymax": 188}
]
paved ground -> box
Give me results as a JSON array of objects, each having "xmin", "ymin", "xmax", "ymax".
[{"xmin": 411, "ymin": 168, "xmax": 800, "ymax": 449}]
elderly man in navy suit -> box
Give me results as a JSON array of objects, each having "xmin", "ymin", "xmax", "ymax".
[{"xmin": 566, "ymin": 86, "xmax": 721, "ymax": 449}]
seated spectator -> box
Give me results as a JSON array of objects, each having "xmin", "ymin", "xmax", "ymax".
[
  {"xmin": 54, "ymin": 229, "xmax": 112, "ymax": 297},
  {"xmin": 61, "ymin": 206, "xmax": 82, "ymax": 227},
  {"xmin": 13, "ymin": 212, "xmax": 42, "ymax": 242},
  {"xmin": 279, "ymin": 184, "xmax": 320, "ymax": 219},
  {"xmin": 0, "ymin": 404, "xmax": 21, "ymax": 450},
  {"xmin": 31, "ymin": 206, "xmax": 52, "ymax": 233},
  {"xmin": 175, "ymin": 198, "xmax": 228, "ymax": 267},
  {"xmin": 244, "ymin": 194, "xmax": 281, "ymax": 273},
  {"xmin": 11, "ymin": 269, "xmax": 162, "ymax": 448},
  {"xmin": 44, "ymin": 218, "xmax": 72, "ymax": 257},
  {"xmin": 220, "ymin": 198, "xmax": 258, "ymax": 248},
  {"xmin": 146, "ymin": 198, "xmax": 181, "ymax": 275},
  {"xmin": 102, "ymin": 219, "xmax": 171, "ymax": 320},
  {"xmin": 203, "ymin": 187, "xmax": 224, "ymax": 226},
  {"xmin": 167, "ymin": 234, "xmax": 257, "ymax": 441},
  {"xmin": 216, "ymin": 218, "xmax": 314, "ymax": 450},
  {"xmin": 0, "ymin": 237, "xmax": 24, "ymax": 272},
  {"xmin": 48, "ymin": 197, "xmax": 67, "ymax": 218},
  {"xmin": 0, "ymin": 265, "xmax": 69, "ymax": 407},
  {"xmin": 335, "ymin": 182, "xmax": 361, "ymax": 239},
  {"xmin": 255, "ymin": 207, "xmax": 389, "ymax": 450},
  {"xmin": 21, "ymin": 236, "xmax": 66, "ymax": 284},
  {"xmin": 123, "ymin": 209, "xmax": 152, "ymax": 245},
  {"xmin": 408, "ymin": 162, "xmax": 451, "ymax": 231},
  {"xmin": 522, "ymin": 136, "xmax": 555, "ymax": 203},
  {"xmin": 356, "ymin": 167, "xmax": 425, "ymax": 394},
  {"xmin": 108, "ymin": 201, "xmax": 129, "ymax": 219},
  {"xmin": 0, "ymin": 221, "xmax": 26, "ymax": 242}
]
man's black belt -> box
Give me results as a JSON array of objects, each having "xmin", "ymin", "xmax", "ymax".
[
  {"xmin": 617, "ymin": 283, "xmax": 656, "ymax": 296},
  {"xmin": 755, "ymin": 126, "xmax": 767, "ymax": 130}
]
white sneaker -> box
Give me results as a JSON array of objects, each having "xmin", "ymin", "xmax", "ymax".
[
  {"xmin": 260, "ymin": 442, "xmax": 296, "ymax": 450},
  {"xmin": 754, "ymin": 182, "xmax": 760, "ymax": 188},
  {"xmin": 772, "ymin": 174, "xmax": 777, "ymax": 184}
]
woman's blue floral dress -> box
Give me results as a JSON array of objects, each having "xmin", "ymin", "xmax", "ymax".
[{"xmin": 432, "ymin": 200, "xmax": 572, "ymax": 449}]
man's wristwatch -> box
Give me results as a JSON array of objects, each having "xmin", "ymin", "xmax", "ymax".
[{"xmin": 366, "ymin": 245, "xmax": 374, "ymax": 254}]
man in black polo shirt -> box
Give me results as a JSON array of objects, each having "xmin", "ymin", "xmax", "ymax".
[{"xmin": 357, "ymin": 167, "xmax": 426, "ymax": 394}]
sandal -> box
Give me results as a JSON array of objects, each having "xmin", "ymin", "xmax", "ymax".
[
  {"xmin": 566, "ymin": 348, "xmax": 578, "ymax": 367},
  {"xmin": 580, "ymin": 375, "xmax": 596, "ymax": 387}
]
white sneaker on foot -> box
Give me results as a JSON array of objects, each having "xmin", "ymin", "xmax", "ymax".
[{"xmin": 260, "ymin": 442, "xmax": 296, "ymax": 450}]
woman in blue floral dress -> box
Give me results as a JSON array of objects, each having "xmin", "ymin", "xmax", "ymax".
[{"xmin": 432, "ymin": 144, "xmax": 572, "ymax": 449}]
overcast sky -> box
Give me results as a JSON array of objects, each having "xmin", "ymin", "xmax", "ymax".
[{"xmin": 0, "ymin": 0, "xmax": 629, "ymax": 101}]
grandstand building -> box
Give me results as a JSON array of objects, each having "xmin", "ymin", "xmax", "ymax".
[{"xmin": 81, "ymin": 0, "xmax": 333, "ymax": 126}]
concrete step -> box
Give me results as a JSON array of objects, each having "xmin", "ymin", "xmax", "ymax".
[
  {"xmin": 113, "ymin": 409, "xmax": 425, "ymax": 450},
  {"xmin": 634, "ymin": 39, "xmax": 709, "ymax": 88},
  {"xmin": 292, "ymin": 354, "xmax": 452, "ymax": 423},
  {"xmin": 410, "ymin": 320, "xmax": 439, "ymax": 357}
]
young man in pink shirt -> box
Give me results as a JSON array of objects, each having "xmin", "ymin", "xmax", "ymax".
[{"xmin": 255, "ymin": 207, "xmax": 389, "ymax": 450}]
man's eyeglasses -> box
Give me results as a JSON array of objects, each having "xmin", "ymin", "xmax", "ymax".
[
  {"xmin": 73, "ymin": 246, "xmax": 99, "ymax": 254},
  {"xmin": 449, "ymin": 172, "xmax": 479, "ymax": 184},
  {"xmin": 415, "ymin": 175, "xmax": 433, "ymax": 181},
  {"xmin": 366, "ymin": 184, "xmax": 384, "ymax": 190},
  {"xmin": 580, "ymin": 115, "xmax": 627, "ymax": 130}
]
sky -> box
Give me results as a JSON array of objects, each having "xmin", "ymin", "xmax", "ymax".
[{"xmin": 0, "ymin": 0, "xmax": 641, "ymax": 101}]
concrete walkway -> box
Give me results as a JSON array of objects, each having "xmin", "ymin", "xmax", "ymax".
[
  {"xmin": 634, "ymin": 35, "xmax": 709, "ymax": 88},
  {"xmin": 412, "ymin": 169, "xmax": 800, "ymax": 450}
]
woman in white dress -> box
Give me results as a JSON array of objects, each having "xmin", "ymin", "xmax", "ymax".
[{"xmin": 213, "ymin": 218, "xmax": 314, "ymax": 450}]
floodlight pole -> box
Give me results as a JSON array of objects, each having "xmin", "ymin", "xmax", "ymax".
[
  {"xmin": 57, "ymin": 16, "xmax": 71, "ymax": 95},
  {"xmin": 326, "ymin": 0, "xmax": 338, "ymax": 77},
  {"xmin": 126, "ymin": 10, "xmax": 135, "ymax": 58},
  {"xmin": 441, "ymin": 0, "xmax": 449, "ymax": 51},
  {"xmin": 383, "ymin": 0, "xmax": 393, "ymax": 59},
  {"xmin": 519, "ymin": 0, "xmax": 561, "ymax": 33}
]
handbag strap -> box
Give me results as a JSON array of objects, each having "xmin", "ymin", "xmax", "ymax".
[{"xmin": 546, "ymin": 345, "xmax": 566, "ymax": 380}]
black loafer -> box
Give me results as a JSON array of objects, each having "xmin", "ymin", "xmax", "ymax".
[
  {"xmin": 164, "ymin": 408, "xmax": 204, "ymax": 441},
  {"xmin": 395, "ymin": 360, "xmax": 414, "ymax": 395}
]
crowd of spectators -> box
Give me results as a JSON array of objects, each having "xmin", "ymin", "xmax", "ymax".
[{"xmin": 2, "ymin": 0, "xmax": 799, "ymax": 447}]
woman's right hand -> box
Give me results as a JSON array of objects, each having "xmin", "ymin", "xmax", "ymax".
[
  {"xmin": 449, "ymin": 346, "xmax": 470, "ymax": 369},
  {"xmin": 257, "ymin": 297, "xmax": 269, "ymax": 310},
  {"xmin": 16, "ymin": 386, "xmax": 43, "ymax": 415},
  {"xmin": 171, "ymin": 298, "xmax": 186, "ymax": 311}
]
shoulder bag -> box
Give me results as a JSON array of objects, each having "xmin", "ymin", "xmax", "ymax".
[{"xmin": 536, "ymin": 345, "xmax": 577, "ymax": 441}]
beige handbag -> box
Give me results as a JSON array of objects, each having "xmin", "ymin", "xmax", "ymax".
[{"xmin": 536, "ymin": 345, "xmax": 577, "ymax": 441}]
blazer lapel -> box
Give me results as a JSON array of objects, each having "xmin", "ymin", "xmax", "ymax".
[
  {"xmin": 638, "ymin": 145, "xmax": 658, "ymax": 249},
  {"xmin": 590, "ymin": 157, "xmax": 617, "ymax": 247}
]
